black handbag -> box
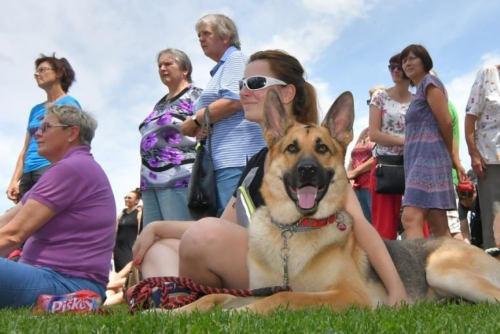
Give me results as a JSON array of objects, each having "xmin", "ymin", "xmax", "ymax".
[
  {"xmin": 187, "ymin": 108, "xmax": 218, "ymax": 218},
  {"xmin": 375, "ymin": 155, "xmax": 405, "ymax": 194}
]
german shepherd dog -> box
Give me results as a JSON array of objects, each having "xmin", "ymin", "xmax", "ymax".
[{"xmin": 177, "ymin": 91, "xmax": 500, "ymax": 314}]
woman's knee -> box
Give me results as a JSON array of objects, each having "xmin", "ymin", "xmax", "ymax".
[
  {"xmin": 143, "ymin": 238, "xmax": 179, "ymax": 263},
  {"xmin": 401, "ymin": 207, "xmax": 424, "ymax": 228},
  {"xmin": 180, "ymin": 218, "xmax": 244, "ymax": 259}
]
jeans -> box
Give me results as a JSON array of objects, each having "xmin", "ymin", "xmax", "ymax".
[
  {"xmin": 142, "ymin": 187, "xmax": 193, "ymax": 227},
  {"xmin": 0, "ymin": 258, "xmax": 105, "ymax": 308},
  {"xmin": 215, "ymin": 167, "xmax": 244, "ymax": 214},
  {"xmin": 354, "ymin": 187, "xmax": 372, "ymax": 223}
]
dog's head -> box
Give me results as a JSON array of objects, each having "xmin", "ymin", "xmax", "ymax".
[{"xmin": 260, "ymin": 91, "xmax": 354, "ymax": 224}]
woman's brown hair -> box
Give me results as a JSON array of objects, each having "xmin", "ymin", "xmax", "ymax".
[
  {"xmin": 35, "ymin": 53, "xmax": 76, "ymax": 93},
  {"xmin": 248, "ymin": 50, "xmax": 318, "ymax": 125}
]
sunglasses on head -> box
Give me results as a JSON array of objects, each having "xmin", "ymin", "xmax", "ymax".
[
  {"xmin": 239, "ymin": 76, "xmax": 287, "ymax": 91},
  {"xmin": 388, "ymin": 63, "xmax": 402, "ymax": 72}
]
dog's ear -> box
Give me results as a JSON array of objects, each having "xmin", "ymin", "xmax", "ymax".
[
  {"xmin": 263, "ymin": 90, "xmax": 293, "ymax": 145},
  {"xmin": 321, "ymin": 91, "xmax": 354, "ymax": 148}
]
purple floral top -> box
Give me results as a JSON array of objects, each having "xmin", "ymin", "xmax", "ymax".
[{"xmin": 139, "ymin": 85, "xmax": 202, "ymax": 190}]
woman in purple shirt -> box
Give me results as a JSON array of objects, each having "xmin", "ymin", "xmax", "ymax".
[{"xmin": 0, "ymin": 105, "xmax": 116, "ymax": 308}]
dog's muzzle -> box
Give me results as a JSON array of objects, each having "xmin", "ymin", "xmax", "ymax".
[{"xmin": 283, "ymin": 157, "xmax": 334, "ymax": 215}]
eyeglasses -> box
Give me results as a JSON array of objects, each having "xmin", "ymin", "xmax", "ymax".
[
  {"xmin": 35, "ymin": 67, "xmax": 54, "ymax": 74},
  {"xmin": 39, "ymin": 122, "xmax": 72, "ymax": 133},
  {"xmin": 388, "ymin": 64, "xmax": 402, "ymax": 72},
  {"xmin": 366, "ymin": 99, "xmax": 371, "ymax": 106},
  {"xmin": 239, "ymin": 76, "xmax": 287, "ymax": 91}
]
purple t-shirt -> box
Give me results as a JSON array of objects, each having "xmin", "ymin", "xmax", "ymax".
[{"xmin": 20, "ymin": 146, "xmax": 116, "ymax": 285}]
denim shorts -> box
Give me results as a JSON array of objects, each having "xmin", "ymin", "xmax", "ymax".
[
  {"xmin": 0, "ymin": 258, "xmax": 105, "ymax": 309},
  {"xmin": 142, "ymin": 187, "xmax": 194, "ymax": 227},
  {"xmin": 215, "ymin": 167, "xmax": 244, "ymax": 214}
]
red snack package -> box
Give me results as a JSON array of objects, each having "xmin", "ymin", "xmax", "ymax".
[{"xmin": 33, "ymin": 290, "xmax": 102, "ymax": 314}]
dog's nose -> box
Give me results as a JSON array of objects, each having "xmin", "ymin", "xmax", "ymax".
[{"xmin": 298, "ymin": 163, "xmax": 318, "ymax": 181}]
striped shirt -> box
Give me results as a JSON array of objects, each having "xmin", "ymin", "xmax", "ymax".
[{"xmin": 195, "ymin": 46, "xmax": 265, "ymax": 170}]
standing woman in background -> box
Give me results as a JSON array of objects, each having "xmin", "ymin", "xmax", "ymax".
[
  {"xmin": 113, "ymin": 189, "xmax": 142, "ymax": 272},
  {"xmin": 347, "ymin": 127, "xmax": 375, "ymax": 222},
  {"xmin": 368, "ymin": 54, "xmax": 411, "ymax": 239},
  {"xmin": 7, "ymin": 54, "xmax": 80, "ymax": 203},
  {"xmin": 139, "ymin": 49, "xmax": 202, "ymax": 226},
  {"xmin": 400, "ymin": 44, "xmax": 465, "ymax": 239},
  {"xmin": 464, "ymin": 64, "xmax": 500, "ymax": 249}
]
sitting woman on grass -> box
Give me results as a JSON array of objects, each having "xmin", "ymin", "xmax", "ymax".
[
  {"xmin": 0, "ymin": 105, "xmax": 116, "ymax": 308},
  {"xmin": 133, "ymin": 50, "xmax": 408, "ymax": 306}
]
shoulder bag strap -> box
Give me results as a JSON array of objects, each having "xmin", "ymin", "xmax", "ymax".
[{"xmin": 204, "ymin": 107, "xmax": 213, "ymax": 158}]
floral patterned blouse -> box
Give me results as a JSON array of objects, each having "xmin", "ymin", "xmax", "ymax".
[
  {"xmin": 139, "ymin": 85, "xmax": 203, "ymax": 190},
  {"xmin": 465, "ymin": 65, "xmax": 500, "ymax": 164},
  {"xmin": 370, "ymin": 89, "xmax": 410, "ymax": 156}
]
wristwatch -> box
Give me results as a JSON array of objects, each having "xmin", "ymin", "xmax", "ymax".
[{"xmin": 191, "ymin": 115, "xmax": 201, "ymax": 127}]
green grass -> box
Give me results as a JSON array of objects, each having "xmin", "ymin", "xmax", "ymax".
[{"xmin": 1, "ymin": 302, "xmax": 499, "ymax": 333}]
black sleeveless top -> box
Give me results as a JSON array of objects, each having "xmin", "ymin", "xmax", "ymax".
[
  {"xmin": 233, "ymin": 147, "xmax": 268, "ymax": 209},
  {"xmin": 116, "ymin": 208, "xmax": 140, "ymax": 245}
]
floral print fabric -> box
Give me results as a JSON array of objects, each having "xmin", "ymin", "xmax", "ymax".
[
  {"xmin": 139, "ymin": 85, "xmax": 202, "ymax": 190},
  {"xmin": 465, "ymin": 65, "xmax": 500, "ymax": 164},
  {"xmin": 370, "ymin": 89, "xmax": 409, "ymax": 156}
]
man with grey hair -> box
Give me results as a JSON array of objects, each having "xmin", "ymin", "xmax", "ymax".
[{"xmin": 181, "ymin": 14, "xmax": 265, "ymax": 213}]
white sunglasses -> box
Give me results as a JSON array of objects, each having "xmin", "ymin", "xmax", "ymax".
[{"xmin": 239, "ymin": 75, "xmax": 287, "ymax": 91}]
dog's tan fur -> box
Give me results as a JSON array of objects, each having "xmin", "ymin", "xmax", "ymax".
[{"xmin": 177, "ymin": 91, "xmax": 500, "ymax": 314}]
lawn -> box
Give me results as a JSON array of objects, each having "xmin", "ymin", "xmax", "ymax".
[{"xmin": 1, "ymin": 302, "xmax": 499, "ymax": 333}]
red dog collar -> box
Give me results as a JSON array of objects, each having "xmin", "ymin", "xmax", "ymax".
[{"xmin": 298, "ymin": 214, "xmax": 337, "ymax": 228}]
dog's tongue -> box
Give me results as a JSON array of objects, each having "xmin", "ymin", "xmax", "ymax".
[{"xmin": 297, "ymin": 186, "xmax": 318, "ymax": 209}]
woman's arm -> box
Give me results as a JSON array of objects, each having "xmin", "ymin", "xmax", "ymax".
[
  {"xmin": 465, "ymin": 114, "xmax": 485, "ymax": 178},
  {"xmin": 451, "ymin": 136, "xmax": 467, "ymax": 182},
  {"xmin": 132, "ymin": 219, "xmax": 194, "ymax": 265},
  {"xmin": 220, "ymin": 197, "xmax": 238, "ymax": 223},
  {"xmin": 181, "ymin": 99, "xmax": 242, "ymax": 136},
  {"xmin": 347, "ymin": 157, "xmax": 374, "ymax": 180},
  {"xmin": 0, "ymin": 199, "xmax": 55, "ymax": 256},
  {"xmin": 426, "ymin": 86, "xmax": 453, "ymax": 156},
  {"xmin": 345, "ymin": 186, "xmax": 408, "ymax": 305},
  {"xmin": 0, "ymin": 204, "xmax": 22, "ymax": 229},
  {"xmin": 368, "ymin": 104, "xmax": 405, "ymax": 147},
  {"xmin": 7, "ymin": 133, "xmax": 30, "ymax": 202}
]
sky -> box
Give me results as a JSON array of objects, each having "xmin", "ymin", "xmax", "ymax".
[{"xmin": 1, "ymin": 0, "xmax": 499, "ymax": 213}]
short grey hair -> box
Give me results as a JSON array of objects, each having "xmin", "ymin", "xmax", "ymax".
[
  {"xmin": 46, "ymin": 105, "xmax": 97, "ymax": 146},
  {"xmin": 195, "ymin": 14, "xmax": 241, "ymax": 49},
  {"xmin": 157, "ymin": 48, "xmax": 193, "ymax": 83}
]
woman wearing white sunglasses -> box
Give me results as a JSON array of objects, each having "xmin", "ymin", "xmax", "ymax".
[{"xmin": 133, "ymin": 50, "xmax": 408, "ymax": 306}]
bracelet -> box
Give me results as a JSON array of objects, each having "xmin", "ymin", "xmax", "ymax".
[{"xmin": 191, "ymin": 115, "xmax": 201, "ymax": 127}]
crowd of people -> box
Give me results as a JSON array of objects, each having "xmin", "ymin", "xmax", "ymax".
[{"xmin": 1, "ymin": 13, "xmax": 499, "ymax": 309}]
